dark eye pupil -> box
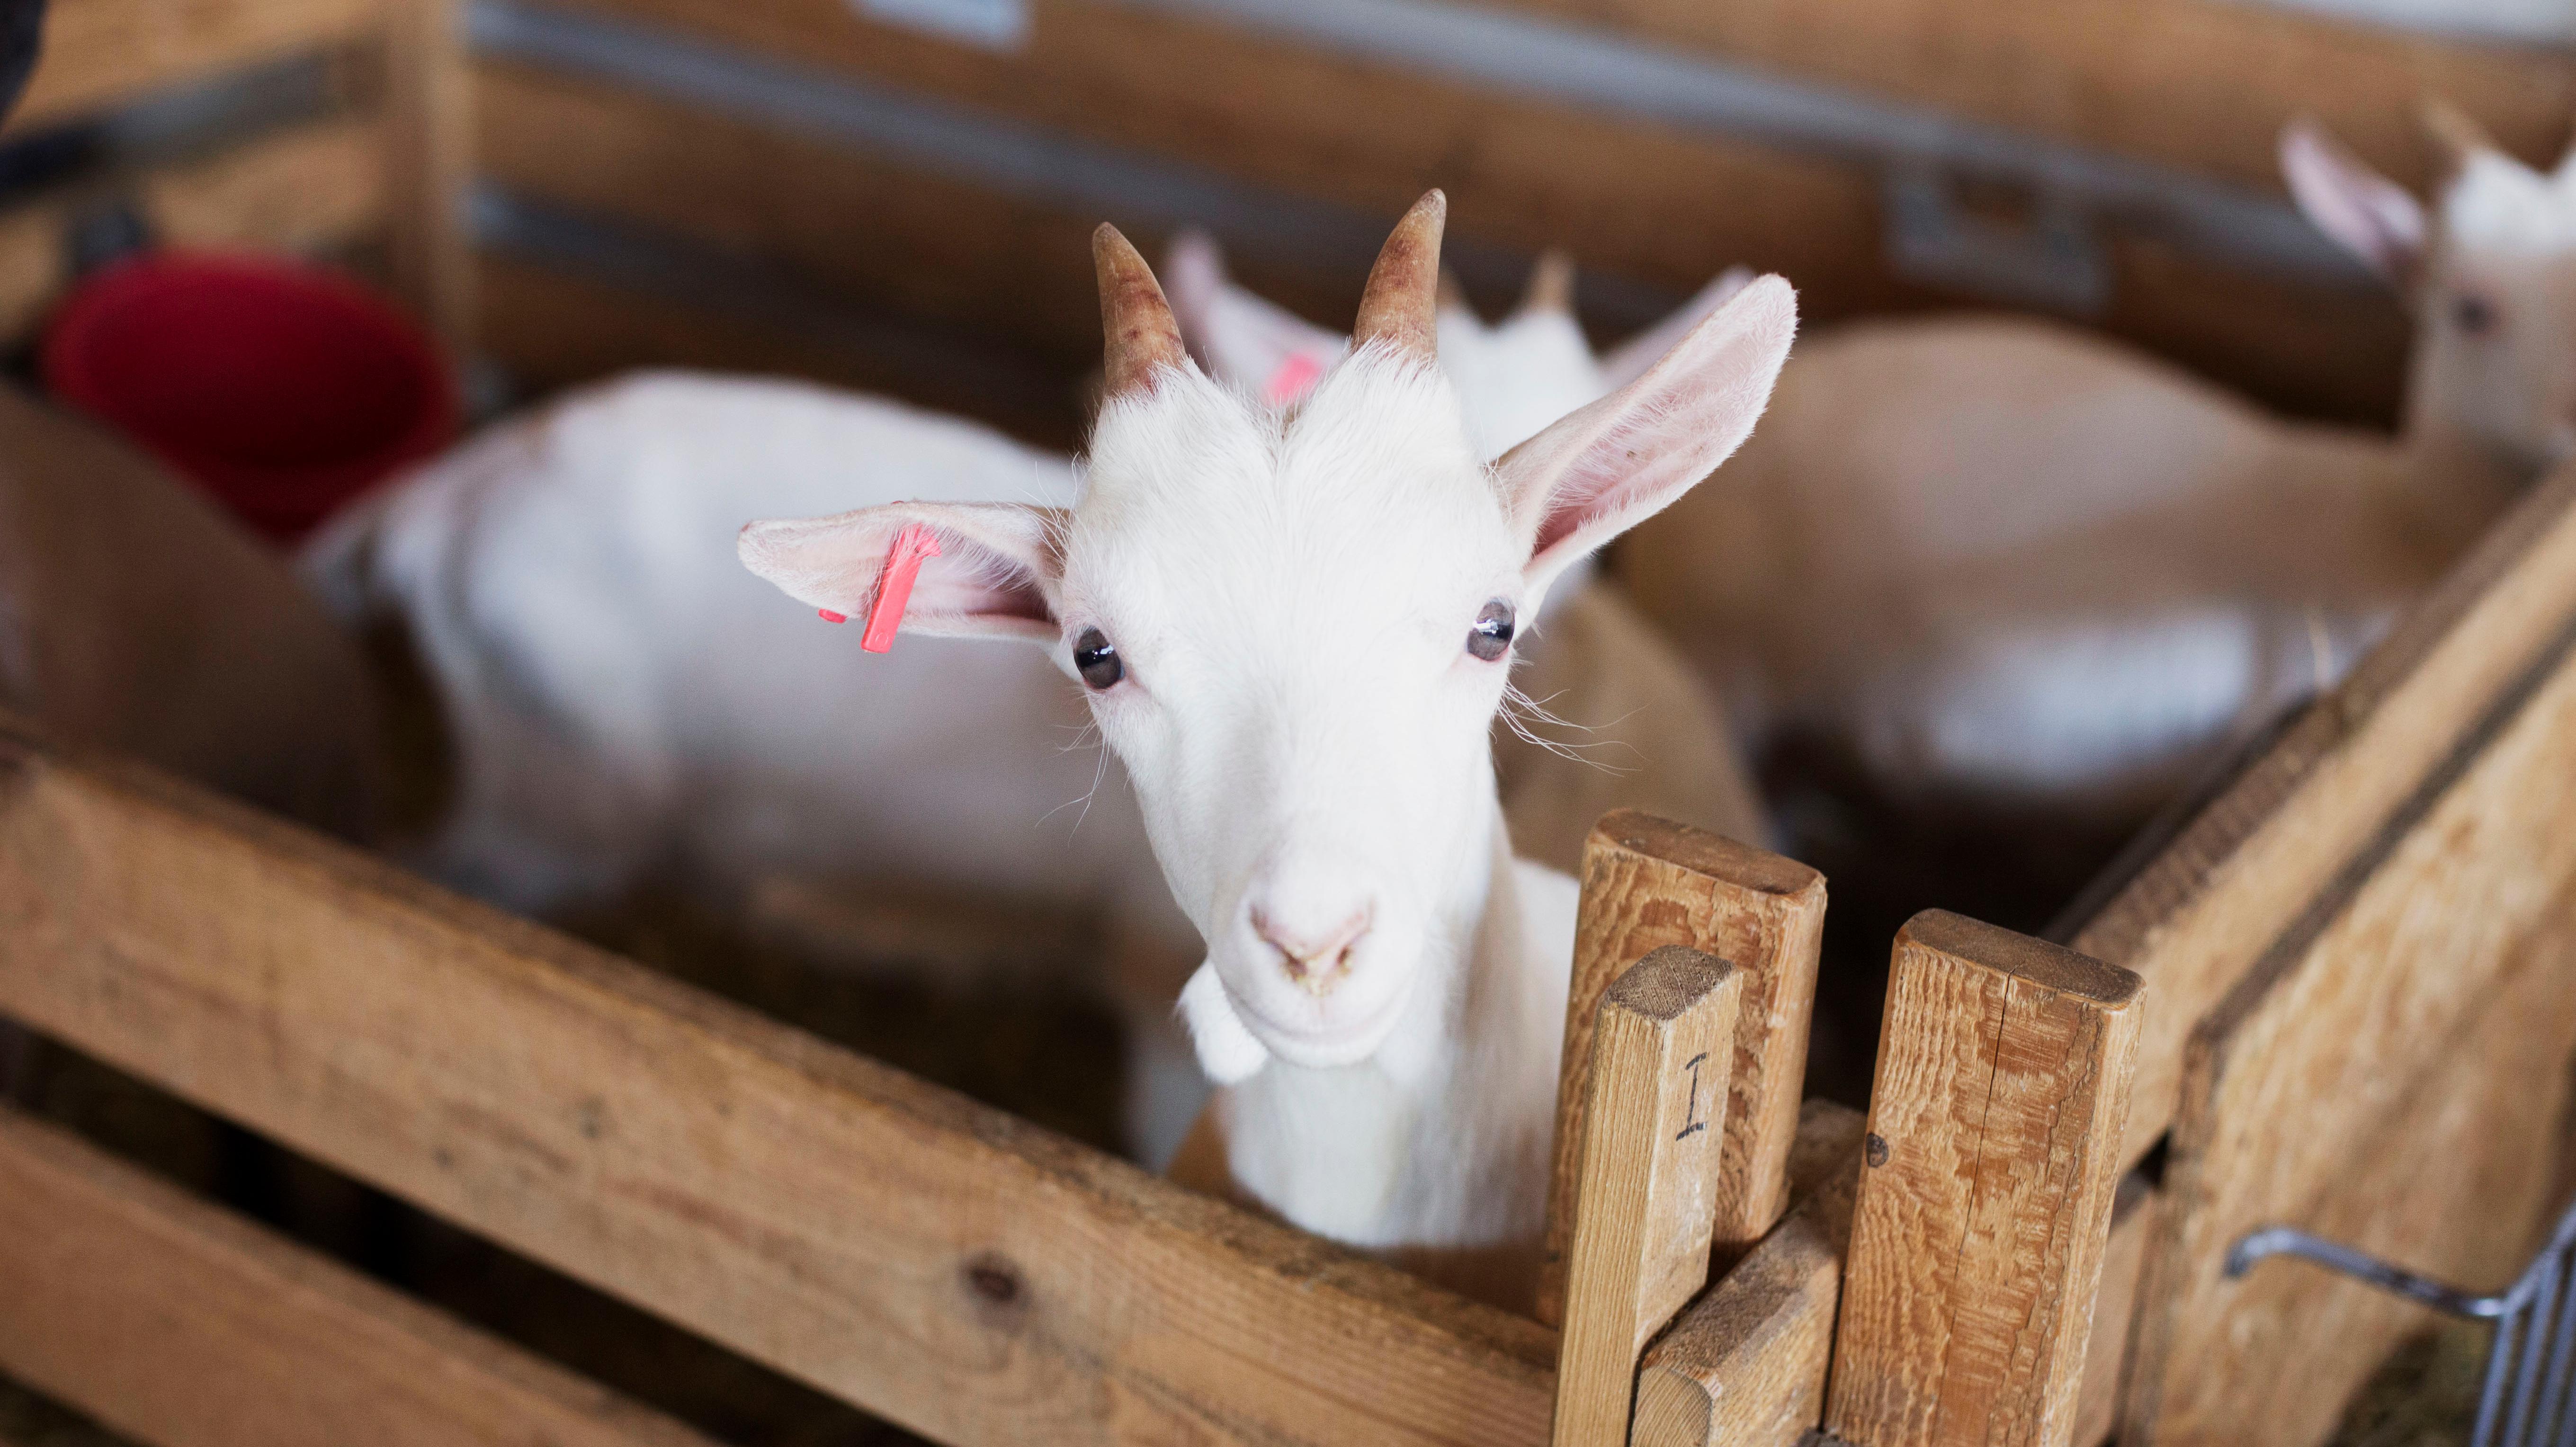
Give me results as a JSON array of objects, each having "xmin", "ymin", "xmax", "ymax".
[
  {"xmin": 1467, "ymin": 600, "xmax": 1515, "ymax": 662},
  {"xmin": 1073, "ymin": 627, "xmax": 1123, "ymax": 690},
  {"xmin": 2455, "ymin": 295, "xmax": 2496, "ymax": 335}
]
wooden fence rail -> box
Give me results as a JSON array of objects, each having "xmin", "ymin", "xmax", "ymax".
[
  {"xmin": 0, "ymin": 1103, "xmax": 714, "ymax": 1447},
  {"xmin": 0, "ymin": 719, "xmax": 1560, "ymax": 1447},
  {"xmin": 0, "ymin": 708, "xmax": 2149, "ymax": 1447}
]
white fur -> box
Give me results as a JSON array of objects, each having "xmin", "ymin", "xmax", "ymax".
[
  {"xmin": 1171, "ymin": 240, "xmax": 1771, "ymax": 850},
  {"xmin": 740, "ymin": 267, "xmax": 1798, "ymax": 1309}
]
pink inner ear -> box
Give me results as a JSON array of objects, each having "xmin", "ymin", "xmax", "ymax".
[{"xmin": 1263, "ymin": 351, "xmax": 1327, "ymax": 405}]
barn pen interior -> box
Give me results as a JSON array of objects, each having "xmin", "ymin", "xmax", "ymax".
[{"xmin": 0, "ymin": 0, "xmax": 2574, "ymax": 1444}]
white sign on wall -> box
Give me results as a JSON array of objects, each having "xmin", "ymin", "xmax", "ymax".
[{"xmin": 855, "ymin": 0, "xmax": 1031, "ymax": 50}]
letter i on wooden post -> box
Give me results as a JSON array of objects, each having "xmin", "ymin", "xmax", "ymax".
[
  {"xmin": 1825, "ymin": 911, "xmax": 2144, "ymax": 1447},
  {"xmin": 1551, "ymin": 945, "xmax": 1742, "ymax": 1447},
  {"xmin": 1540, "ymin": 811, "xmax": 1827, "ymax": 1327}
]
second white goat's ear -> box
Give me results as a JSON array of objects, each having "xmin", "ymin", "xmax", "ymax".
[
  {"xmin": 1497, "ymin": 273, "xmax": 1796, "ymax": 598},
  {"xmin": 2282, "ymin": 118, "xmax": 2426, "ymax": 288},
  {"xmin": 1164, "ymin": 229, "xmax": 1348, "ymax": 406},
  {"xmin": 737, "ymin": 500, "xmax": 1068, "ymax": 645}
]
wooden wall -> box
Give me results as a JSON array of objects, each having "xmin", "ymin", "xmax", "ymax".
[
  {"xmin": 6, "ymin": 0, "xmax": 2572, "ymax": 444},
  {"xmin": 459, "ymin": 0, "xmax": 2575, "ymax": 443}
]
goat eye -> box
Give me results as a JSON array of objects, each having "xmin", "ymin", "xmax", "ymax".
[
  {"xmin": 1467, "ymin": 600, "xmax": 1516, "ymax": 662},
  {"xmin": 1072, "ymin": 627, "xmax": 1124, "ymax": 690},
  {"xmin": 2453, "ymin": 294, "xmax": 2497, "ymax": 336}
]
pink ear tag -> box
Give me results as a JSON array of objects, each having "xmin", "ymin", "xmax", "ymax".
[
  {"xmin": 1262, "ymin": 351, "xmax": 1327, "ymax": 406},
  {"xmin": 859, "ymin": 524, "xmax": 942, "ymax": 653}
]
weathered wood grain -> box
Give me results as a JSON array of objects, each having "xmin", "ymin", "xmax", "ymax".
[
  {"xmin": 1542, "ymin": 812, "xmax": 1825, "ymax": 1326},
  {"xmin": 2122, "ymin": 636, "xmax": 2576, "ymax": 1446},
  {"xmin": 0, "ymin": 715, "xmax": 1556, "ymax": 1447},
  {"xmin": 0, "ymin": 1103, "xmax": 716, "ymax": 1447},
  {"xmin": 1553, "ymin": 947, "xmax": 1743, "ymax": 1447},
  {"xmin": 2072, "ymin": 1173, "xmax": 2156, "ymax": 1447},
  {"xmin": 2071, "ymin": 466, "xmax": 2576, "ymax": 1171},
  {"xmin": 2130, "ymin": 900, "xmax": 2576, "ymax": 1446},
  {"xmin": 9, "ymin": 0, "xmax": 378, "ymax": 128},
  {"xmin": 1630, "ymin": 1101, "xmax": 1868, "ymax": 1447},
  {"xmin": 1825, "ymin": 913, "xmax": 2143, "ymax": 1447}
]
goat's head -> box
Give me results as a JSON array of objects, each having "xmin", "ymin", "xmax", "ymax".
[
  {"xmin": 1168, "ymin": 230, "xmax": 1755, "ymax": 461},
  {"xmin": 741, "ymin": 193, "xmax": 1795, "ymax": 1075},
  {"xmin": 2287, "ymin": 106, "xmax": 2576, "ymax": 474}
]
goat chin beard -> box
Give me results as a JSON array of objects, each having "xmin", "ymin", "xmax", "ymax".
[
  {"xmin": 1180, "ymin": 961, "xmax": 1403, "ymax": 1082},
  {"xmin": 1181, "ymin": 964, "xmax": 1271, "ymax": 1084}
]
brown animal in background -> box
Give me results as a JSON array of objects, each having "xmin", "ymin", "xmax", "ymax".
[
  {"xmin": 0, "ymin": 385, "xmax": 383, "ymax": 838},
  {"xmin": 1625, "ymin": 109, "xmax": 2566, "ymax": 841}
]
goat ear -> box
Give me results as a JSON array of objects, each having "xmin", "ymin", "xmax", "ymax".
[
  {"xmin": 1498, "ymin": 274, "xmax": 1795, "ymax": 598},
  {"xmin": 738, "ymin": 501, "xmax": 1066, "ymax": 645},
  {"xmin": 1598, "ymin": 266, "xmax": 1755, "ymax": 391},
  {"xmin": 2282, "ymin": 119, "xmax": 2426, "ymax": 288},
  {"xmin": 1165, "ymin": 229, "xmax": 1348, "ymax": 405}
]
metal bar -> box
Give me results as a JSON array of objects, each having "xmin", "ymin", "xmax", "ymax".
[
  {"xmin": 469, "ymin": 0, "xmax": 2367, "ymax": 304},
  {"xmin": 2508, "ymin": 1255, "xmax": 2564, "ymax": 1445},
  {"xmin": 2479, "ymin": 1308, "xmax": 2522, "ymax": 1447},
  {"xmin": 2226, "ymin": 1226, "xmax": 2514, "ymax": 1319},
  {"xmin": 2533, "ymin": 1245, "xmax": 2576, "ymax": 1447},
  {"xmin": 1105, "ymin": 0, "xmax": 2357, "ymax": 285}
]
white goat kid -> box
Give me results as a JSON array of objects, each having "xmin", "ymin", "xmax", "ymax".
[
  {"xmin": 303, "ymin": 319, "xmax": 1758, "ymax": 1172},
  {"xmin": 1617, "ymin": 110, "xmax": 2573, "ymax": 829},
  {"xmin": 740, "ymin": 195, "xmax": 1798, "ymax": 1310}
]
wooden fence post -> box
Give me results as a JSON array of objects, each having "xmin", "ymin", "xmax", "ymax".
[
  {"xmin": 1540, "ymin": 811, "xmax": 1826, "ymax": 1326},
  {"xmin": 1824, "ymin": 911, "xmax": 2143, "ymax": 1447},
  {"xmin": 1630, "ymin": 1102, "xmax": 1869, "ymax": 1447},
  {"xmin": 1551, "ymin": 946, "xmax": 1742, "ymax": 1447},
  {"xmin": 383, "ymin": 0, "xmax": 474, "ymax": 348}
]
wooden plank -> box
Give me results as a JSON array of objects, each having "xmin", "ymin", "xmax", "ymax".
[
  {"xmin": 2129, "ymin": 895, "xmax": 2576, "ymax": 1446},
  {"xmin": 382, "ymin": 0, "xmax": 474, "ymax": 344},
  {"xmin": 0, "ymin": 116, "xmax": 389, "ymax": 338},
  {"xmin": 1825, "ymin": 912, "xmax": 2143, "ymax": 1447},
  {"xmin": 1630, "ymin": 1101, "xmax": 1867, "ymax": 1447},
  {"xmin": 0, "ymin": 716, "xmax": 1556, "ymax": 1447},
  {"xmin": 2071, "ymin": 464, "xmax": 2576, "ymax": 1171},
  {"xmin": 0, "ymin": 1102, "xmax": 716, "ymax": 1447},
  {"xmin": 1481, "ymin": 0, "xmax": 2576, "ymax": 198},
  {"xmin": 474, "ymin": 60, "xmax": 1109, "ymax": 377},
  {"xmin": 1553, "ymin": 947, "xmax": 1743, "ymax": 1447},
  {"xmin": 10, "ymin": 0, "xmax": 378, "ymax": 129},
  {"xmin": 472, "ymin": 253, "xmax": 1086, "ymax": 451},
  {"xmin": 1541, "ymin": 812, "xmax": 1825, "ymax": 1326},
  {"xmin": 533, "ymin": 0, "xmax": 2411, "ymax": 426},
  {"xmin": 2072, "ymin": 1174, "xmax": 2154, "ymax": 1447},
  {"xmin": 2121, "ymin": 637, "xmax": 2576, "ymax": 1445}
]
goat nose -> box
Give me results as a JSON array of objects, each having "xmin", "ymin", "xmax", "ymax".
[{"xmin": 1250, "ymin": 904, "xmax": 1372, "ymax": 997}]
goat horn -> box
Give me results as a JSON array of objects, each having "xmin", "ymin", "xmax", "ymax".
[
  {"xmin": 1517, "ymin": 249, "xmax": 1576, "ymax": 316},
  {"xmin": 1353, "ymin": 190, "xmax": 1446, "ymax": 361},
  {"xmin": 1094, "ymin": 223, "xmax": 1187, "ymax": 399},
  {"xmin": 2423, "ymin": 99, "xmax": 2495, "ymax": 180}
]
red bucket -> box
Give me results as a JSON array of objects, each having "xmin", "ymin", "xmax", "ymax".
[{"xmin": 42, "ymin": 253, "xmax": 460, "ymax": 544}]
